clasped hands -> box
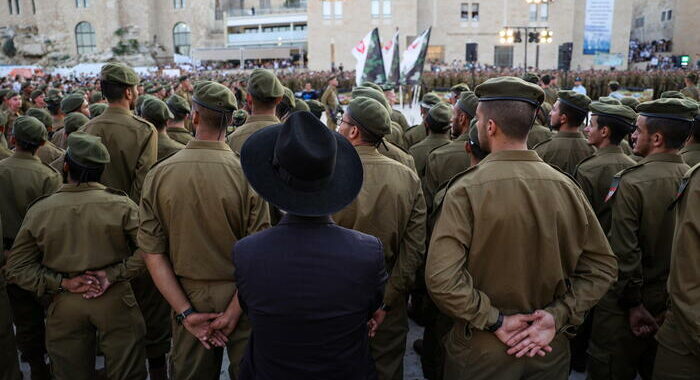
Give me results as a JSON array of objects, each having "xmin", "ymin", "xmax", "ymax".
[
  {"xmin": 182, "ymin": 310, "xmax": 240, "ymax": 350},
  {"xmin": 59, "ymin": 270, "xmax": 111, "ymax": 299},
  {"xmin": 493, "ymin": 310, "xmax": 557, "ymax": 358}
]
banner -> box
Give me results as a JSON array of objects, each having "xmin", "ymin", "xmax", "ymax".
[
  {"xmin": 352, "ymin": 28, "xmax": 386, "ymax": 86},
  {"xmin": 583, "ymin": 0, "xmax": 615, "ymax": 55},
  {"xmin": 382, "ymin": 30, "xmax": 401, "ymax": 85},
  {"xmin": 594, "ymin": 52, "xmax": 624, "ymax": 67},
  {"xmin": 401, "ymin": 27, "xmax": 431, "ymax": 85}
]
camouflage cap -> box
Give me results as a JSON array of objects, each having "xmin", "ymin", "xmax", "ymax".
[
  {"xmin": 61, "ymin": 93, "xmax": 85, "ymax": 114},
  {"xmin": 192, "ymin": 81, "xmax": 238, "ymax": 113},
  {"xmin": 597, "ymin": 96, "xmax": 622, "ymax": 105},
  {"xmin": 475, "ymin": 76, "xmax": 544, "ymax": 106},
  {"xmin": 521, "ymin": 72, "xmax": 540, "ymax": 85},
  {"xmin": 660, "ymin": 91, "xmax": 686, "ymax": 99},
  {"xmin": 456, "ymin": 90, "xmax": 478, "ymax": 118},
  {"xmin": 361, "ymin": 81, "xmax": 383, "ymax": 93},
  {"xmin": 420, "ymin": 92, "xmax": 442, "ymax": 109},
  {"xmin": 89, "ymin": 91, "xmax": 103, "ymax": 103},
  {"xmin": 352, "ymin": 86, "xmax": 391, "ymax": 112},
  {"xmin": 637, "ymin": 98, "xmax": 698, "ymax": 122},
  {"xmin": 306, "ymin": 99, "xmax": 325, "ymax": 117},
  {"xmin": 426, "ymin": 102, "xmax": 453, "ymax": 131},
  {"xmin": 558, "ymin": 90, "xmax": 591, "ymax": 114},
  {"xmin": 620, "ymin": 97, "xmax": 640, "ymax": 110},
  {"xmin": 13, "ymin": 116, "xmax": 48, "ymax": 144},
  {"xmin": 88, "ymin": 103, "xmax": 108, "ymax": 119},
  {"xmin": 293, "ymin": 99, "xmax": 310, "ymax": 112},
  {"xmin": 450, "ymin": 83, "xmax": 471, "ymax": 93},
  {"xmin": 590, "ymin": 102, "xmax": 637, "ymax": 132},
  {"xmin": 142, "ymin": 97, "xmax": 174, "ymax": 125},
  {"xmin": 166, "ymin": 94, "xmax": 191, "ymax": 115},
  {"xmin": 66, "ymin": 131, "xmax": 110, "ymax": 167},
  {"xmin": 347, "ymin": 97, "xmax": 391, "ymax": 137},
  {"xmin": 232, "ymin": 109, "xmax": 248, "ymax": 126},
  {"xmin": 64, "ymin": 112, "xmax": 90, "ymax": 135},
  {"xmin": 247, "ymin": 69, "xmax": 284, "ymax": 99},
  {"xmin": 26, "ymin": 108, "xmax": 52, "ymax": 129},
  {"xmin": 100, "ymin": 62, "xmax": 139, "ymax": 86},
  {"xmin": 29, "ymin": 89, "xmax": 44, "ymax": 101}
]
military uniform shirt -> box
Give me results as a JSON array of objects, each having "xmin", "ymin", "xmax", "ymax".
[
  {"xmin": 156, "ymin": 133, "xmax": 185, "ymax": 161},
  {"xmin": 391, "ymin": 109, "xmax": 410, "ymax": 132},
  {"xmin": 0, "ymin": 144, "xmax": 11, "ymax": 160},
  {"xmin": 50, "ymin": 125, "xmax": 67, "ymax": 149},
  {"xmin": 226, "ymin": 114, "xmax": 280, "ymax": 154},
  {"xmin": 424, "ymin": 133, "xmax": 470, "ymax": 205},
  {"xmin": 378, "ymin": 141, "xmax": 417, "ymax": 172},
  {"xmin": 527, "ymin": 122, "xmax": 553, "ymax": 149},
  {"xmin": 680, "ymin": 86, "xmax": 700, "ymax": 101},
  {"xmin": 36, "ymin": 141, "xmax": 64, "ymax": 166},
  {"xmin": 404, "ymin": 123, "xmax": 427, "ymax": 149},
  {"xmin": 679, "ymin": 143, "xmax": 700, "ymax": 167},
  {"xmin": 534, "ymin": 131, "xmax": 596, "ymax": 176},
  {"xmin": 409, "ymin": 133, "xmax": 450, "ymax": 179},
  {"xmin": 167, "ymin": 127, "xmax": 194, "ymax": 146}
]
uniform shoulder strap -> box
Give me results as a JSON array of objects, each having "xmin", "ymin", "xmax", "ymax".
[
  {"xmin": 433, "ymin": 164, "xmax": 480, "ymax": 212},
  {"xmin": 27, "ymin": 193, "xmax": 53, "ymax": 210},
  {"xmin": 387, "ymin": 141, "xmax": 409, "ymax": 154},
  {"xmin": 152, "ymin": 150, "xmax": 179, "ymax": 168},
  {"xmin": 604, "ymin": 162, "xmax": 646, "ymax": 202},
  {"xmin": 572, "ymin": 153, "xmax": 596, "ymax": 178},
  {"xmin": 532, "ymin": 137, "xmax": 552, "ymax": 150},
  {"xmin": 42, "ymin": 161, "xmax": 60, "ymax": 174},
  {"xmin": 545, "ymin": 163, "xmax": 581, "ymax": 189},
  {"xmin": 132, "ymin": 114, "xmax": 156, "ymax": 130},
  {"xmin": 669, "ymin": 164, "xmax": 700, "ymax": 210}
]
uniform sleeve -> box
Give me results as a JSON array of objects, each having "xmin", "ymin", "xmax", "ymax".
[
  {"xmin": 574, "ymin": 167, "xmax": 596, "ymax": 208},
  {"xmin": 425, "ymin": 184, "xmax": 500, "ymax": 330},
  {"xmin": 372, "ymin": 238, "xmax": 389, "ymax": 313},
  {"xmin": 138, "ymin": 172, "xmax": 167, "ymax": 254},
  {"xmin": 131, "ymin": 126, "xmax": 158, "ymax": 202},
  {"xmin": 544, "ymin": 191, "xmax": 618, "ymax": 330},
  {"xmin": 104, "ymin": 199, "xmax": 146, "ymax": 282},
  {"xmin": 246, "ymin": 187, "xmax": 271, "ymax": 236},
  {"xmin": 43, "ymin": 171, "xmax": 61, "ymax": 196},
  {"xmin": 607, "ymin": 179, "xmax": 643, "ymax": 308},
  {"xmin": 423, "ymin": 154, "xmax": 439, "ymax": 211},
  {"xmin": 384, "ymin": 179, "xmax": 426, "ymax": 307},
  {"xmin": 5, "ymin": 214, "xmax": 62, "ymax": 297}
]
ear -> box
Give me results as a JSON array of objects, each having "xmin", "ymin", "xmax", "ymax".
[
  {"xmin": 601, "ymin": 126, "xmax": 611, "ymax": 138},
  {"xmin": 652, "ymin": 131, "xmax": 664, "ymax": 148},
  {"xmin": 349, "ymin": 125, "xmax": 361, "ymax": 140},
  {"xmin": 487, "ymin": 118, "xmax": 497, "ymax": 137},
  {"xmin": 192, "ymin": 110, "xmax": 200, "ymax": 126}
]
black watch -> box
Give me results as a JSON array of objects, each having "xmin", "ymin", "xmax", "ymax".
[
  {"xmin": 486, "ymin": 312, "xmax": 504, "ymax": 332},
  {"xmin": 175, "ymin": 307, "xmax": 196, "ymax": 325}
]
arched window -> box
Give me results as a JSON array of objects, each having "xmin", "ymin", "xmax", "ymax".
[
  {"xmin": 173, "ymin": 23, "xmax": 191, "ymax": 56},
  {"xmin": 75, "ymin": 22, "xmax": 96, "ymax": 55}
]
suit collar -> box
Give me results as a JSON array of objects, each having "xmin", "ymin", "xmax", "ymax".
[{"xmin": 278, "ymin": 214, "xmax": 334, "ymax": 225}]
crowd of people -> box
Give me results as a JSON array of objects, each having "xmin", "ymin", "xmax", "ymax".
[{"xmin": 0, "ymin": 62, "xmax": 699, "ymax": 380}]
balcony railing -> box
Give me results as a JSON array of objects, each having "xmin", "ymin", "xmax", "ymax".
[
  {"xmin": 227, "ymin": 30, "xmax": 307, "ymax": 45},
  {"xmin": 228, "ymin": 5, "xmax": 307, "ymax": 18}
]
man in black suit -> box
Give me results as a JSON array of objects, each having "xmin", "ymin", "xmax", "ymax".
[{"xmin": 232, "ymin": 111, "xmax": 388, "ymax": 379}]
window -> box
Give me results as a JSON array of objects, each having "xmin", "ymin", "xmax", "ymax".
[
  {"xmin": 8, "ymin": 0, "xmax": 19, "ymax": 14},
  {"xmin": 635, "ymin": 17, "xmax": 645, "ymax": 28},
  {"xmin": 322, "ymin": 1, "xmax": 331, "ymax": 19},
  {"xmin": 333, "ymin": 0, "xmax": 342, "ymax": 18},
  {"xmin": 76, "ymin": 0, "xmax": 89, "ymax": 8},
  {"xmin": 471, "ymin": 3, "xmax": 479, "ymax": 22},
  {"xmin": 494, "ymin": 46, "xmax": 513, "ymax": 67},
  {"xmin": 174, "ymin": 0, "xmax": 185, "ymax": 9},
  {"xmin": 661, "ymin": 11, "xmax": 665, "ymax": 21},
  {"xmin": 371, "ymin": 0, "xmax": 379, "ymax": 18},
  {"xmin": 75, "ymin": 22, "xmax": 96, "ymax": 55},
  {"xmin": 539, "ymin": 3, "xmax": 548, "ymax": 21},
  {"xmin": 529, "ymin": 4, "xmax": 537, "ymax": 21},
  {"xmin": 383, "ymin": 0, "xmax": 391, "ymax": 17},
  {"xmin": 293, "ymin": 24, "xmax": 307, "ymax": 31},
  {"xmin": 460, "ymin": 3, "xmax": 469, "ymax": 21},
  {"xmin": 31, "ymin": 0, "xmax": 35, "ymax": 13},
  {"xmin": 173, "ymin": 23, "xmax": 191, "ymax": 56},
  {"xmin": 662, "ymin": 10, "xmax": 672, "ymax": 21},
  {"xmin": 667, "ymin": 10, "xmax": 672, "ymax": 20}
]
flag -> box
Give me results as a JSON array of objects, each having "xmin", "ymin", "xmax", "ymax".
[
  {"xmin": 352, "ymin": 28, "xmax": 386, "ymax": 86},
  {"xmin": 382, "ymin": 30, "xmax": 400, "ymax": 85},
  {"xmin": 401, "ymin": 27, "xmax": 432, "ymax": 85}
]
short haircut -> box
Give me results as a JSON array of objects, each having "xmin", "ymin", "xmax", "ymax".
[
  {"xmin": 65, "ymin": 154, "xmax": 104, "ymax": 183},
  {"xmin": 193, "ymin": 102, "xmax": 230, "ymax": 131},
  {"xmin": 691, "ymin": 120, "xmax": 700, "ymax": 141},
  {"xmin": 645, "ymin": 117, "xmax": 692, "ymax": 150},
  {"xmin": 47, "ymin": 102, "xmax": 62, "ymax": 116},
  {"xmin": 275, "ymin": 102, "xmax": 293, "ymax": 120},
  {"xmin": 609, "ymin": 82, "xmax": 620, "ymax": 91},
  {"xmin": 595, "ymin": 115, "xmax": 629, "ymax": 145},
  {"xmin": 479, "ymin": 100, "xmax": 536, "ymax": 140},
  {"xmin": 101, "ymin": 80, "xmax": 130, "ymax": 102},
  {"xmin": 558, "ymin": 102, "xmax": 587, "ymax": 126},
  {"xmin": 171, "ymin": 111, "xmax": 188, "ymax": 123},
  {"xmin": 541, "ymin": 75, "xmax": 551, "ymax": 85},
  {"xmin": 15, "ymin": 139, "xmax": 41, "ymax": 153},
  {"xmin": 250, "ymin": 94, "xmax": 278, "ymax": 107}
]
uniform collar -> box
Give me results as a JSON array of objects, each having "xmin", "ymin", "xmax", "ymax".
[
  {"xmin": 680, "ymin": 143, "xmax": 700, "ymax": 153},
  {"xmin": 12, "ymin": 151, "xmax": 39, "ymax": 161},
  {"xmin": 639, "ymin": 152, "xmax": 684, "ymax": 165},
  {"xmin": 103, "ymin": 106, "xmax": 133, "ymax": 116},
  {"xmin": 58, "ymin": 182, "xmax": 106, "ymax": 192},
  {"xmin": 480, "ymin": 150, "xmax": 542, "ymax": 163},
  {"xmin": 553, "ymin": 131, "xmax": 584, "ymax": 139},
  {"xmin": 278, "ymin": 214, "xmax": 334, "ymax": 225},
  {"xmin": 246, "ymin": 114, "xmax": 280, "ymax": 124},
  {"xmin": 354, "ymin": 145, "xmax": 381, "ymax": 156},
  {"xmin": 167, "ymin": 126, "xmax": 190, "ymax": 133},
  {"xmin": 596, "ymin": 145, "xmax": 623, "ymax": 155},
  {"xmin": 425, "ymin": 133, "xmax": 450, "ymax": 142},
  {"xmin": 454, "ymin": 133, "xmax": 470, "ymax": 142},
  {"xmin": 185, "ymin": 140, "xmax": 232, "ymax": 151}
]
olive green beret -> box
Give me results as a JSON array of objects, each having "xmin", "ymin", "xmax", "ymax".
[
  {"xmin": 247, "ymin": 69, "xmax": 284, "ymax": 99},
  {"xmin": 61, "ymin": 93, "xmax": 85, "ymax": 114},
  {"xmin": 29, "ymin": 90, "xmax": 43, "ymax": 101},
  {"xmin": 293, "ymin": 99, "xmax": 310, "ymax": 112},
  {"xmin": 88, "ymin": 103, "xmax": 107, "ymax": 119},
  {"xmin": 361, "ymin": 81, "xmax": 383, "ymax": 93},
  {"xmin": 146, "ymin": 85, "xmax": 162, "ymax": 94},
  {"xmin": 352, "ymin": 86, "xmax": 391, "ymax": 111},
  {"xmin": 281, "ymin": 87, "xmax": 296, "ymax": 108},
  {"xmin": 232, "ymin": 109, "xmax": 248, "ymax": 126},
  {"xmin": 89, "ymin": 91, "xmax": 103, "ymax": 103},
  {"xmin": 420, "ymin": 92, "xmax": 442, "ymax": 109},
  {"xmin": 620, "ymin": 97, "xmax": 640, "ymax": 110},
  {"xmin": 426, "ymin": 102, "xmax": 453, "ymax": 131},
  {"xmin": 4, "ymin": 90, "xmax": 19, "ymax": 100},
  {"xmin": 686, "ymin": 73, "xmax": 698, "ymax": 82},
  {"xmin": 72, "ymin": 90, "xmax": 85, "ymax": 97},
  {"xmin": 0, "ymin": 89, "xmax": 9, "ymax": 100},
  {"xmin": 637, "ymin": 98, "xmax": 698, "ymax": 122},
  {"xmin": 100, "ymin": 62, "xmax": 139, "ymax": 86},
  {"xmin": 597, "ymin": 96, "xmax": 621, "ymax": 105},
  {"xmin": 609, "ymin": 81, "xmax": 620, "ymax": 87},
  {"xmin": 26, "ymin": 108, "xmax": 52, "ymax": 129},
  {"xmin": 306, "ymin": 99, "xmax": 325, "ymax": 117},
  {"xmin": 178, "ymin": 75, "xmax": 190, "ymax": 82},
  {"xmin": 521, "ymin": 72, "xmax": 540, "ymax": 84},
  {"xmin": 13, "ymin": 116, "xmax": 48, "ymax": 144},
  {"xmin": 381, "ymin": 83, "xmax": 395, "ymax": 91},
  {"xmin": 457, "ymin": 90, "xmax": 478, "ymax": 118},
  {"xmin": 0, "ymin": 112, "xmax": 6, "ymax": 126},
  {"xmin": 660, "ymin": 91, "xmax": 686, "ymax": 99},
  {"xmin": 558, "ymin": 90, "xmax": 591, "ymax": 114},
  {"xmin": 193, "ymin": 81, "xmax": 237, "ymax": 113},
  {"xmin": 347, "ymin": 97, "xmax": 391, "ymax": 137},
  {"xmin": 142, "ymin": 98, "xmax": 174, "ymax": 125},
  {"xmin": 166, "ymin": 94, "xmax": 191, "ymax": 115},
  {"xmin": 475, "ymin": 76, "xmax": 544, "ymax": 106},
  {"xmin": 45, "ymin": 89, "xmax": 62, "ymax": 105},
  {"xmin": 66, "ymin": 131, "xmax": 110, "ymax": 167},
  {"xmin": 590, "ymin": 102, "xmax": 637, "ymax": 132},
  {"xmin": 450, "ymin": 83, "xmax": 471, "ymax": 93},
  {"xmin": 64, "ymin": 112, "xmax": 90, "ymax": 135}
]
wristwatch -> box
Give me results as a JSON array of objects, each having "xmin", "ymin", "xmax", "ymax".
[
  {"xmin": 175, "ymin": 307, "xmax": 196, "ymax": 325},
  {"xmin": 486, "ymin": 312, "xmax": 504, "ymax": 332}
]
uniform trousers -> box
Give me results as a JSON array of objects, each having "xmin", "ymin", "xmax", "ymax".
[
  {"xmin": 371, "ymin": 298, "xmax": 408, "ymax": 380},
  {"xmin": 131, "ymin": 272, "xmax": 172, "ymax": 359},
  {"xmin": 0, "ymin": 273, "xmax": 21, "ymax": 380}
]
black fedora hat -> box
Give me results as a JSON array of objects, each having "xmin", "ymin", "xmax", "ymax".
[{"xmin": 241, "ymin": 111, "xmax": 363, "ymax": 216}]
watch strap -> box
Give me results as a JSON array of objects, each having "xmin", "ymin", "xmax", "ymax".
[
  {"xmin": 487, "ymin": 312, "xmax": 504, "ymax": 332},
  {"xmin": 175, "ymin": 307, "xmax": 196, "ymax": 325}
]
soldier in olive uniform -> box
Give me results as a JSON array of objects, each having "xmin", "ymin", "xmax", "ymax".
[
  {"xmin": 84, "ymin": 63, "xmax": 158, "ymax": 203},
  {"xmin": 88, "ymin": 103, "xmax": 108, "ymax": 119},
  {"xmin": 426, "ymin": 77, "xmax": 617, "ymax": 380},
  {"xmin": 448, "ymin": 83, "xmax": 470, "ymax": 105},
  {"xmin": 276, "ymin": 87, "xmax": 297, "ymax": 123},
  {"xmin": 50, "ymin": 94, "xmax": 89, "ymax": 150},
  {"xmin": 49, "ymin": 113, "xmax": 90, "ymax": 173},
  {"xmin": 6, "ymin": 132, "xmax": 148, "ymax": 380},
  {"xmin": 404, "ymin": 93, "xmax": 442, "ymax": 148},
  {"xmin": 383, "ymin": 85, "xmax": 410, "ymax": 132},
  {"xmin": 541, "ymin": 75, "xmax": 558, "ymax": 105},
  {"xmin": 292, "ymin": 98, "xmax": 310, "ymax": 113},
  {"xmin": 139, "ymin": 81, "xmax": 270, "ymax": 380},
  {"xmin": 0, "ymin": 217, "xmax": 21, "ymax": 380},
  {"xmin": 334, "ymin": 97, "xmax": 427, "ymax": 380},
  {"xmin": 227, "ymin": 69, "xmax": 284, "ymax": 153},
  {"xmin": 534, "ymin": 91, "xmax": 596, "ymax": 175},
  {"xmin": 142, "ymin": 97, "xmax": 185, "ymax": 161},
  {"xmin": 680, "ymin": 73, "xmax": 699, "ymax": 101},
  {"xmin": 0, "ymin": 116, "xmax": 61, "ymax": 380},
  {"xmin": 652, "ymin": 162, "xmax": 700, "ymax": 379},
  {"xmin": 0, "ymin": 113, "xmax": 11, "ymax": 157},
  {"xmin": 27, "ymin": 108, "xmax": 64, "ymax": 166},
  {"xmin": 165, "ymin": 95, "xmax": 194, "ymax": 146},
  {"xmin": 320, "ymin": 76, "xmax": 339, "ymax": 130},
  {"xmin": 2, "ymin": 91, "xmax": 23, "ymax": 146},
  {"xmin": 409, "ymin": 103, "xmax": 452, "ymax": 181},
  {"xmin": 306, "ymin": 99, "xmax": 325, "ymax": 120},
  {"xmin": 679, "ymin": 114, "xmax": 700, "ymax": 167},
  {"xmin": 588, "ymin": 98, "xmax": 696, "ymax": 379},
  {"xmin": 351, "ymin": 86, "xmax": 405, "ymax": 149}
]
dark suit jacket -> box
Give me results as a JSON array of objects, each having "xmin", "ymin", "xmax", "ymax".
[{"xmin": 233, "ymin": 214, "xmax": 387, "ymax": 380}]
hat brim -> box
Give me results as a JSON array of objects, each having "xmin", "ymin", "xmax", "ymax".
[{"xmin": 241, "ymin": 122, "xmax": 364, "ymax": 217}]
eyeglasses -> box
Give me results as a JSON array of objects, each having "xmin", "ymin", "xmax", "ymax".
[{"xmin": 338, "ymin": 119, "xmax": 355, "ymax": 128}]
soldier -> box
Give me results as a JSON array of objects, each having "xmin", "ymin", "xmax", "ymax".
[
  {"xmin": 620, "ymin": 97, "xmax": 640, "ymax": 110},
  {"xmin": 589, "ymin": 98, "xmax": 696, "ymax": 379},
  {"xmin": 0, "ymin": 116, "xmax": 61, "ymax": 380},
  {"xmin": 383, "ymin": 84, "xmax": 410, "ymax": 132},
  {"xmin": 334, "ymin": 96, "xmax": 427, "ymax": 380},
  {"xmin": 680, "ymin": 73, "xmax": 699, "ymax": 101},
  {"xmin": 527, "ymin": 103, "xmax": 554, "ymax": 149},
  {"xmin": 52, "ymin": 93, "xmax": 89, "ymax": 150},
  {"xmin": 0, "ymin": 113, "xmax": 10, "ymax": 155},
  {"xmin": 0, "ymin": 216, "xmax": 22, "ymax": 380},
  {"xmin": 679, "ymin": 114, "xmax": 700, "ymax": 167},
  {"xmin": 84, "ymin": 62, "xmax": 158, "ymax": 203},
  {"xmin": 49, "ymin": 112, "xmax": 90, "ymax": 173},
  {"xmin": 351, "ymin": 86, "xmax": 404, "ymax": 149},
  {"xmin": 404, "ymin": 93, "xmax": 441, "ymax": 148},
  {"xmin": 142, "ymin": 97, "xmax": 185, "ymax": 161},
  {"xmin": 226, "ymin": 69, "xmax": 283, "ymax": 153},
  {"xmin": 426, "ymin": 77, "xmax": 617, "ymax": 380},
  {"xmin": 89, "ymin": 91, "xmax": 105, "ymax": 104},
  {"xmin": 88, "ymin": 103, "xmax": 107, "ymax": 119},
  {"xmin": 6, "ymin": 132, "xmax": 148, "ymax": 380},
  {"xmin": 652, "ymin": 160, "xmax": 700, "ymax": 379},
  {"xmin": 2, "ymin": 91, "xmax": 23, "ymax": 145},
  {"xmin": 320, "ymin": 75, "xmax": 339, "ymax": 130},
  {"xmin": 165, "ymin": 94, "xmax": 194, "ymax": 145},
  {"xmin": 534, "ymin": 90, "xmax": 596, "ymax": 175},
  {"xmin": 541, "ymin": 74, "xmax": 558, "ymax": 105},
  {"xmin": 448, "ymin": 83, "xmax": 470, "ymax": 105},
  {"xmin": 46, "ymin": 91, "xmax": 66, "ymax": 145},
  {"xmin": 139, "ymin": 81, "xmax": 270, "ymax": 380},
  {"xmin": 609, "ymin": 80, "xmax": 624, "ymax": 100},
  {"xmin": 306, "ymin": 99, "xmax": 325, "ymax": 120},
  {"xmin": 276, "ymin": 87, "xmax": 296, "ymax": 122},
  {"xmin": 409, "ymin": 102, "xmax": 452, "ymax": 181},
  {"xmin": 292, "ymin": 97, "xmax": 310, "ymax": 113},
  {"xmin": 27, "ymin": 108, "xmax": 65, "ymax": 165},
  {"xmin": 29, "ymin": 90, "xmax": 46, "ymax": 109}
]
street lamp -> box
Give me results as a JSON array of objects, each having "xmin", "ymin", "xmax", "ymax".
[
  {"xmin": 497, "ymin": 26, "xmax": 553, "ymax": 68},
  {"xmin": 499, "ymin": 28, "xmax": 515, "ymax": 44}
]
